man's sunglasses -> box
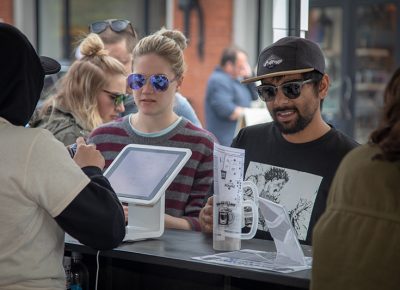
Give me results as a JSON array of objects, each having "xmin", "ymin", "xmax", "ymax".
[
  {"xmin": 103, "ymin": 90, "xmax": 129, "ymax": 106},
  {"xmin": 256, "ymin": 79, "xmax": 314, "ymax": 102},
  {"xmin": 127, "ymin": 74, "xmax": 177, "ymax": 92},
  {"xmin": 89, "ymin": 19, "xmax": 136, "ymax": 36}
]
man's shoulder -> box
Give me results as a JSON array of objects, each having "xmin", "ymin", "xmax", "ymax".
[
  {"xmin": 238, "ymin": 122, "xmax": 274, "ymax": 136},
  {"xmin": 208, "ymin": 67, "xmax": 232, "ymax": 83},
  {"xmin": 232, "ymin": 122, "xmax": 274, "ymax": 148},
  {"xmin": 328, "ymin": 128, "xmax": 359, "ymax": 152}
]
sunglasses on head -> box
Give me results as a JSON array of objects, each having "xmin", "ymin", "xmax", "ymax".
[
  {"xmin": 89, "ymin": 19, "xmax": 136, "ymax": 36},
  {"xmin": 256, "ymin": 79, "xmax": 314, "ymax": 102},
  {"xmin": 103, "ymin": 89, "xmax": 129, "ymax": 106},
  {"xmin": 127, "ymin": 74, "xmax": 177, "ymax": 92}
]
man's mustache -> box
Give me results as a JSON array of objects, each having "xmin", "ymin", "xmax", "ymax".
[{"xmin": 272, "ymin": 106, "xmax": 298, "ymax": 115}]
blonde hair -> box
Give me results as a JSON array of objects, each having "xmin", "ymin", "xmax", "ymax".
[
  {"xmin": 41, "ymin": 33, "xmax": 126, "ymax": 131},
  {"xmin": 133, "ymin": 28, "xmax": 187, "ymax": 77}
]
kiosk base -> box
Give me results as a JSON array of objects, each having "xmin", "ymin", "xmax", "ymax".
[{"xmin": 123, "ymin": 193, "xmax": 165, "ymax": 242}]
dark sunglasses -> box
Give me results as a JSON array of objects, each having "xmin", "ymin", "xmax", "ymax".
[
  {"xmin": 89, "ymin": 19, "xmax": 136, "ymax": 36},
  {"xmin": 103, "ymin": 90, "xmax": 129, "ymax": 106},
  {"xmin": 256, "ymin": 79, "xmax": 314, "ymax": 102},
  {"xmin": 127, "ymin": 74, "xmax": 177, "ymax": 92}
]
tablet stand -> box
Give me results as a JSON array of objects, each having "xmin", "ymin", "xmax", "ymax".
[
  {"xmin": 103, "ymin": 144, "xmax": 192, "ymax": 242},
  {"xmin": 124, "ymin": 192, "xmax": 165, "ymax": 241}
]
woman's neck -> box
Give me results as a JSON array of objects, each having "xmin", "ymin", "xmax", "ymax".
[{"xmin": 130, "ymin": 112, "xmax": 179, "ymax": 133}]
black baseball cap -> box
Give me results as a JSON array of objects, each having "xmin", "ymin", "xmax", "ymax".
[{"xmin": 242, "ymin": 36, "xmax": 325, "ymax": 84}]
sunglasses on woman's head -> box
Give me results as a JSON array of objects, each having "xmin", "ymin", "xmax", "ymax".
[
  {"xmin": 256, "ymin": 79, "xmax": 314, "ymax": 102},
  {"xmin": 103, "ymin": 90, "xmax": 129, "ymax": 106},
  {"xmin": 89, "ymin": 19, "xmax": 136, "ymax": 36},
  {"xmin": 127, "ymin": 74, "xmax": 177, "ymax": 92}
]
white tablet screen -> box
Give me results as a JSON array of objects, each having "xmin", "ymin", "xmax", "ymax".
[{"xmin": 105, "ymin": 147, "xmax": 188, "ymax": 200}]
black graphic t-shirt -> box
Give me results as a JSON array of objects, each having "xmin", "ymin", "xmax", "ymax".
[{"xmin": 232, "ymin": 122, "xmax": 358, "ymax": 245}]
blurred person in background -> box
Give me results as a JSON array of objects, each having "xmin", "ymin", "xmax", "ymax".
[
  {"xmin": 88, "ymin": 19, "xmax": 202, "ymax": 127},
  {"xmin": 205, "ymin": 46, "xmax": 258, "ymax": 146},
  {"xmin": 89, "ymin": 28, "xmax": 216, "ymax": 231},
  {"xmin": 0, "ymin": 23, "xmax": 125, "ymax": 290},
  {"xmin": 30, "ymin": 33, "xmax": 127, "ymax": 146},
  {"xmin": 311, "ymin": 67, "xmax": 400, "ymax": 290}
]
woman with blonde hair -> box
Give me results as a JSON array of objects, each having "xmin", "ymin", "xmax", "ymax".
[
  {"xmin": 30, "ymin": 33, "xmax": 128, "ymax": 146},
  {"xmin": 89, "ymin": 28, "xmax": 216, "ymax": 231}
]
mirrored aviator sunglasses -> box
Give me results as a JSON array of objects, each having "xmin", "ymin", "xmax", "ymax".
[
  {"xmin": 127, "ymin": 74, "xmax": 176, "ymax": 92},
  {"xmin": 89, "ymin": 19, "xmax": 132, "ymax": 34},
  {"xmin": 256, "ymin": 79, "xmax": 314, "ymax": 102}
]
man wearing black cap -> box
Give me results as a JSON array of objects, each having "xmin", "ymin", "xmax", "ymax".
[
  {"xmin": 200, "ymin": 36, "xmax": 358, "ymax": 245},
  {"xmin": 0, "ymin": 23, "xmax": 125, "ymax": 289}
]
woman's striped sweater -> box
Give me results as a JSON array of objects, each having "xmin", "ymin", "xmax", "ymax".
[{"xmin": 88, "ymin": 116, "xmax": 216, "ymax": 231}]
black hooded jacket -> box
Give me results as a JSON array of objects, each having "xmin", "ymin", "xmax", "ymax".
[
  {"xmin": 0, "ymin": 23, "xmax": 45, "ymax": 126},
  {"xmin": 0, "ymin": 23, "xmax": 125, "ymax": 250}
]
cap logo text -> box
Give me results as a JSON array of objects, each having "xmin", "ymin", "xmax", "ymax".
[{"xmin": 263, "ymin": 54, "xmax": 283, "ymax": 69}]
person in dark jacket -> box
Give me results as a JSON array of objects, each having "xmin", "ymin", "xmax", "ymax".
[{"xmin": 0, "ymin": 23, "xmax": 125, "ymax": 289}]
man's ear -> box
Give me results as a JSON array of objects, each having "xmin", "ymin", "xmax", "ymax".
[{"xmin": 319, "ymin": 74, "xmax": 330, "ymax": 100}]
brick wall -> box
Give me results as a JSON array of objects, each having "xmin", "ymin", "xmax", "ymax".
[
  {"xmin": 0, "ymin": 0, "xmax": 13, "ymax": 24},
  {"xmin": 174, "ymin": 0, "xmax": 233, "ymax": 126}
]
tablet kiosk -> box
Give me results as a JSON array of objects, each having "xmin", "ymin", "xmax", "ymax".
[{"xmin": 104, "ymin": 144, "xmax": 191, "ymax": 241}]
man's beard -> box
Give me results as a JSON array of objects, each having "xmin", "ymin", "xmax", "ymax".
[{"xmin": 272, "ymin": 107, "xmax": 314, "ymax": 134}]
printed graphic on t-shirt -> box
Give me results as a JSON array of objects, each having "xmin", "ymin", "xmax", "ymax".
[{"xmin": 244, "ymin": 161, "xmax": 322, "ymax": 241}]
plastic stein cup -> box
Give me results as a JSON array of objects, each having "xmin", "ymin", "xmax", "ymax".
[{"xmin": 213, "ymin": 180, "xmax": 259, "ymax": 251}]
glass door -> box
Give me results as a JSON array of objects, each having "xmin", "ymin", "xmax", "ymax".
[
  {"xmin": 353, "ymin": 2, "xmax": 397, "ymax": 143},
  {"xmin": 309, "ymin": 0, "xmax": 399, "ymax": 143},
  {"xmin": 307, "ymin": 6, "xmax": 349, "ymax": 134}
]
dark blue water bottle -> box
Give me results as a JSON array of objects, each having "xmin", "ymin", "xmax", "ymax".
[{"xmin": 70, "ymin": 252, "xmax": 89, "ymax": 290}]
